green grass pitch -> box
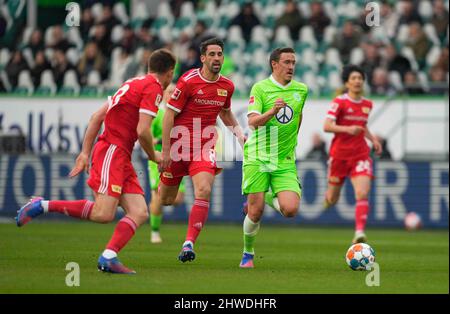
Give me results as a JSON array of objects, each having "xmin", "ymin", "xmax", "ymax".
[{"xmin": 0, "ymin": 222, "xmax": 448, "ymax": 294}]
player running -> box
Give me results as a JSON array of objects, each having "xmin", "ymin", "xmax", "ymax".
[
  {"xmin": 240, "ymin": 47, "xmax": 308, "ymax": 268},
  {"xmin": 158, "ymin": 38, "xmax": 246, "ymax": 263},
  {"xmin": 323, "ymin": 64, "xmax": 382, "ymax": 244},
  {"xmin": 16, "ymin": 49, "xmax": 176, "ymax": 274},
  {"xmin": 148, "ymin": 84, "xmax": 185, "ymax": 244}
]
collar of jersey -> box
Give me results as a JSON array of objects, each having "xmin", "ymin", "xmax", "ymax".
[
  {"xmin": 198, "ymin": 68, "xmax": 221, "ymax": 83},
  {"xmin": 270, "ymin": 75, "xmax": 292, "ymax": 89},
  {"xmin": 344, "ymin": 93, "xmax": 363, "ymax": 103}
]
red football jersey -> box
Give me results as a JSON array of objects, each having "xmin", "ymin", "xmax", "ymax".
[
  {"xmin": 167, "ymin": 68, "xmax": 234, "ymax": 158},
  {"xmin": 99, "ymin": 74, "xmax": 163, "ymax": 155},
  {"xmin": 326, "ymin": 93, "xmax": 373, "ymax": 160}
]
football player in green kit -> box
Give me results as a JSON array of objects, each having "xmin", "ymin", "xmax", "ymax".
[{"xmin": 240, "ymin": 48, "xmax": 308, "ymax": 268}]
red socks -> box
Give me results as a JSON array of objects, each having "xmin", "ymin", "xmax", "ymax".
[
  {"xmin": 106, "ymin": 216, "xmax": 137, "ymax": 253},
  {"xmin": 186, "ymin": 199, "xmax": 209, "ymax": 244},
  {"xmin": 49, "ymin": 200, "xmax": 94, "ymax": 219},
  {"xmin": 355, "ymin": 199, "xmax": 369, "ymax": 232}
]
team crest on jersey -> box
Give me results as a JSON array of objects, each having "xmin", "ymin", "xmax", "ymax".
[
  {"xmin": 293, "ymin": 93, "xmax": 302, "ymax": 102},
  {"xmin": 217, "ymin": 89, "xmax": 228, "ymax": 97},
  {"xmin": 362, "ymin": 107, "xmax": 371, "ymax": 114},
  {"xmin": 162, "ymin": 172, "xmax": 173, "ymax": 178},
  {"xmin": 249, "ymin": 96, "xmax": 255, "ymax": 105},
  {"xmin": 171, "ymin": 88, "xmax": 181, "ymax": 100}
]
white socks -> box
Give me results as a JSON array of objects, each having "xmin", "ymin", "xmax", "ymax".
[
  {"xmin": 243, "ymin": 215, "xmax": 260, "ymax": 236},
  {"xmin": 102, "ymin": 249, "xmax": 117, "ymax": 259}
]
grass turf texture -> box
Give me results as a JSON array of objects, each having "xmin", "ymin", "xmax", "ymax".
[{"xmin": 0, "ymin": 222, "xmax": 448, "ymax": 293}]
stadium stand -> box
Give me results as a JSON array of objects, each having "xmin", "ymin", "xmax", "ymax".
[{"xmin": 0, "ymin": 0, "xmax": 448, "ymax": 96}]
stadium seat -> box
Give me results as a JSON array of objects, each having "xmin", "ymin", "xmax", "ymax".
[
  {"xmin": 62, "ymin": 69, "xmax": 80, "ymax": 95},
  {"xmin": 418, "ymin": 0, "xmax": 433, "ymax": 21},
  {"xmin": 37, "ymin": 70, "xmax": 57, "ymax": 95},
  {"xmin": 91, "ymin": 3, "xmax": 104, "ymax": 23},
  {"xmin": 111, "ymin": 25, "xmax": 124, "ymax": 44},
  {"xmin": 0, "ymin": 48, "xmax": 10, "ymax": 69},
  {"xmin": 424, "ymin": 24, "xmax": 441, "ymax": 46},
  {"xmin": 113, "ymin": 2, "xmax": 129, "ymax": 25},
  {"xmin": 388, "ymin": 71, "xmax": 404, "ymax": 91},
  {"xmin": 15, "ymin": 70, "xmax": 34, "ymax": 95},
  {"xmin": 325, "ymin": 48, "xmax": 342, "ymax": 68},
  {"xmin": 401, "ymin": 46, "xmax": 419, "ymax": 71},
  {"xmin": 80, "ymin": 86, "xmax": 99, "ymax": 96},
  {"xmin": 274, "ymin": 26, "xmax": 294, "ymax": 47},
  {"xmin": 323, "ymin": 26, "xmax": 337, "ymax": 45},
  {"xmin": 349, "ymin": 47, "xmax": 364, "ymax": 66},
  {"xmin": 426, "ymin": 45, "xmax": 443, "ymax": 68},
  {"xmin": 299, "ymin": 26, "xmax": 318, "ymax": 49},
  {"xmin": 66, "ymin": 48, "xmax": 80, "ymax": 66},
  {"xmin": 417, "ymin": 71, "xmax": 430, "ymax": 91},
  {"xmin": 21, "ymin": 48, "xmax": 34, "ymax": 68},
  {"xmin": 87, "ymin": 70, "xmax": 101, "ymax": 87},
  {"xmin": 20, "ymin": 26, "xmax": 34, "ymax": 47}
]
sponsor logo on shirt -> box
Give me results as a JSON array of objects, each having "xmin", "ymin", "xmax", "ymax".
[
  {"xmin": 171, "ymin": 88, "xmax": 182, "ymax": 100},
  {"xmin": 111, "ymin": 185, "xmax": 122, "ymax": 193},
  {"xmin": 197, "ymin": 89, "xmax": 204, "ymax": 95},
  {"xmin": 217, "ymin": 89, "xmax": 228, "ymax": 97},
  {"xmin": 194, "ymin": 98, "xmax": 225, "ymax": 106}
]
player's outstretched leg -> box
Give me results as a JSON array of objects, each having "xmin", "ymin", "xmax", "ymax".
[
  {"xmin": 16, "ymin": 197, "xmax": 44, "ymax": 227},
  {"xmin": 16, "ymin": 198, "xmax": 95, "ymax": 227}
]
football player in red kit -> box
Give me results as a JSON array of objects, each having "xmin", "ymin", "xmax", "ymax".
[
  {"xmin": 16, "ymin": 49, "xmax": 176, "ymax": 274},
  {"xmin": 323, "ymin": 64, "xmax": 382, "ymax": 244},
  {"xmin": 159, "ymin": 38, "xmax": 246, "ymax": 263}
]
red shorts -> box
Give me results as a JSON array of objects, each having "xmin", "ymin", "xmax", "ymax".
[
  {"xmin": 327, "ymin": 156, "xmax": 374, "ymax": 186},
  {"xmin": 87, "ymin": 140, "xmax": 144, "ymax": 198},
  {"xmin": 160, "ymin": 149, "xmax": 222, "ymax": 186}
]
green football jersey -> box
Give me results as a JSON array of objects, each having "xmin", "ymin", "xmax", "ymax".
[
  {"xmin": 243, "ymin": 76, "xmax": 308, "ymax": 166},
  {"xmin": 151, "ymin": 106, "xmax": 164, "ymax": 152}
]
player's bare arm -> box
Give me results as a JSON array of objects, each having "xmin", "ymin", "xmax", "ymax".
[
  {"xmin": 69, "ymin": 102, "xmax": 108, "ymax": 178},
  {"xmin": 160, "ymin": 107, "xmax": 177, "ymax": 171},
  {"xmin": 137, "ymin": 113, "xmax": 159, "ymax": 163},
  {"xmin": 323, "ymin": 118, "xmax": 364, "ymax": 135},
  {"xmin": 219, "ymin": 108, "xmax": 246, "ymax": 146},
  {"xmin": 364, "ymin": 127, "xmax": 383, "ymax": 155},
  {"xmin": 248, "ymin": 98, "xmax": 287, "ymax": 129}
]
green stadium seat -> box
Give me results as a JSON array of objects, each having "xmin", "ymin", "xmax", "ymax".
[
  {"xmin": 80, "ymin": 86, "xmax": 99, "ymax": 96},
  {"xmin": 12, "ymin": 86, "xmax": 32, "ymax": 96},
  {"xmin": 34, "ymin": 86, "xmax": 54, "ymax": 96}
]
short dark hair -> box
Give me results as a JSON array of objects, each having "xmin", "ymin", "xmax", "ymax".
[
  {"xmin": 342, "ymin": 64, "xmax": 366, "ymax": 83},
  {"xmin": 269, "ymin": 47, "xmax": 295, "ymax": 71},
  {"xmin": 199, "ymin": 37, "xmax": 224, "ymax": 55},
  {"xmin": 148, "ymin": 48, "xmax": 176, "ymax": 74}
]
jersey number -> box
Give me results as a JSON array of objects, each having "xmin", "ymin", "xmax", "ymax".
[
  {"xmin": 355, "ymin": 160, "xmax": 371, "ymax": 173},
  {"xmin": 108, "ymin": 76, "xmax": 146, "ymax": 111}
]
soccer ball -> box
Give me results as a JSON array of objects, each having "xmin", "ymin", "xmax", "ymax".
[
  {"xmin": 404, "ymin": 212, "xmax": 422, "ymax": 231},
  {"xmin": 345, "ymin": 243, "xmax": 376, "ymax": 271}
]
